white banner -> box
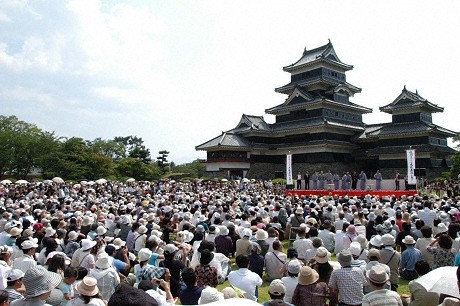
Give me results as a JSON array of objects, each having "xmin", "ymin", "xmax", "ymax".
[
  {"xmin": 406, "ymin": 149, "xmax": 416, "ymax": 185},
  {"xmin": 286, "ymin": 153, "xmax": 293, "ymax": 185}
]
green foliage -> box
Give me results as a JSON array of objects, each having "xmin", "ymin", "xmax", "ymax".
[
  {"xmin": 115, "ymin": 158, "xmax": 162, "ymax": 181},
  {"xmin": 450, "ymin": 151, "xmax": 460, "ymax": 178},
  {"xmin": 271, "ymin": 178, "xmax": 287, "ymax": 184},
  {"xmin": 114, "ymin": 136, "xmax": 151, "ymax": 163},
  {"xmin": 171, "ymin": 159, "xmax": 206, "ymax": 178},
  {"xmin": 156, "ymin": 150, "xmax": 170, "ymax": 174}
]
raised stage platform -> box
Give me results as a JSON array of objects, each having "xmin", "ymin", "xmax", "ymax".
[{"xmin": 285, "ymin": 189, "xmax": 418, "ymax": 198}]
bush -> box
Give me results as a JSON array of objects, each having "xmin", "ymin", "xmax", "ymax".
[{"xmin": 271, "ymin": 178, "xmax": 287, "ymax": 185}]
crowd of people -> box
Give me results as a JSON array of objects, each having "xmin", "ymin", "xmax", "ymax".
[{"xmin": 0, "ymin": 178, "xmax": 459, "ymax": 306}]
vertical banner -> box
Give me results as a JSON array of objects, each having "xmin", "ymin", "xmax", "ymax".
[
  {"xmin": 406, "ymin": 149, "xmax": 416, "ymax": 185},
  {"xmin": 286, "ymin": 153, "xmax": 293, "ymax": 185}
]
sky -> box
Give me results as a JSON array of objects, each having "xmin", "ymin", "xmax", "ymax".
[{"xmin": 1, "ymin": 1, "xmax": 459, "ymax": 164}]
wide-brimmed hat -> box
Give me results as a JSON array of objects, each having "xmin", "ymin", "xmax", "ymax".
[
  {"xmin": 349, "ymin": 242, "xmax": 362, "ymax": 257},
  {"xmin": 23, "ymin": 266, "xmax": 61, "ymax": 297},
  {"xmin": 298, "ymin": 266, "xmax": 319, "ymax": 285},
  {"xmin": 198, "ymin": 287, "xmax": 224, "ymax": 304},
  {"xmin": 402, "ymin": 235, "xmax": 416, "ymax": 245},
  {"xmin": 138, "ymin": 225, "xmax": 147, "ymax": 234},
  {"xmin": 96, "ymin": 226, "xmax": 107, "ymax": 236},
  {"xmin": 295, "ymin": 207, "xmax": 303, "ymax": 215},
  {"xmin": 437, "ymin": 223, "xmax": 448, "ymax": 234},
  {"xmin": 113, "ymin": 238, "xmax": 126, "ymax": 250},
  {"xmin": 368, "ymin": 248, "xmax": 380, "ymax": 259},
  {"xmin": 21, "ymin": 240, "xmax": 38, "ymax": 250},
  {"xmin": 314, "ymin": 247, "xmax": 330, "ymax": 264},
  {"xmin": 81, "ymin": 239, "xmax": 97, "ymax": 251},
  {"xmin": 337, "ymin": 250, "xmax": 353, "ymax": 267},
  {"xmin": 366, "ymin": 265, "xmax": 389, "ymax": 284},
  {"xmin": 241, "ymin": 228, "xmax": 252, "ymax": 238},
  {"xmin": 45, "ymin": 227, "xmax": 56, "ymax": 237},
  {"xmin": 381, "ymin": 234, "xmax": 395, "ymax": 246},
  {"xmin": 10, "ymin": 227, "xmax": 22, "ymax": 237},
  {"xmin": 77, "ymin": 276, "xmax": 99, "ymax": 296},
  {"xmin": 370, "ymin": 235, "xmax": 382, "ymax": 247},
  {"xmin": 96, "ymin": 253, "xmax": 112, "ymax": 269},
  {"xmin": 256, "ymin": 229, "xmax": 268, "ymax": 240},
  {"xmin": 46, "ymin": 251, "xmax": 71, "ymax": 266},
  {"xmin": 219, "ymin": 226, "xmax": 229, "ymax": 236},
  {"xmin": 138, "ymin": 248, "xmax": 152, "ymax": 262},
  {"xmin": 68, "ymin": 231, "xmax": 78, "ymax": 241},
  {"xmin": 22, "ymin": 228, "xmax": 33, "ymax": 238},
  {"xmin": 269, "ymin": 279, "xmax": 286, "ymax": 296},
  {"xmin": 164, "ymin": 244, "xmax": 178, "ymax": 254}
]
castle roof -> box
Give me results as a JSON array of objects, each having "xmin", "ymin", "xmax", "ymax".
[
  {"xmin": 283, "ymin": 40, "xmax": 353, "ymax": 73},
  {"xmin": 356, "ymin": 121, "xmax": 456, "ymax": 140},
  {"xmin": 380, "ymin": 86, "xmax": 444, "ymax": 114},
  {"xmin": 366, "ymin": 144, "xmax": 457, "ymax": 156},
  {"xmin": 195, "ymin": 132, "xmax": 251, "ymax": 151}
]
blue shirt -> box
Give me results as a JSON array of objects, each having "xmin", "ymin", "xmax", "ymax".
[
  {"xmin": 179, "ymin": 285, "xmax": 204, "ymax": 305},
  {"xmin": 400, "ymin": 246, "xmax": 422, "ymax": 271},
  {"xmin": 148, "ymin": 253, "xmax": 159, "ymax": 266}
]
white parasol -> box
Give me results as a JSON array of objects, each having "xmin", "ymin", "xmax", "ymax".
[
  {"xmin": 95, "ymin": 178, "xmax": 107, "ymax": 184},
  {"xmin": 416, "ymin": 266, "xmax": 460, "ymax": 298},
  {"xmin": 126, "ymin": 178, "xmax": 136, "ymax": 183},
  {"xmin": 52, "ymin": 177, "xmax": 64, "ymax": 184},
  {"xmin": 15, "ymin": 179, "xmax": 28, "ymax": 185},
  {"xmin": 0, "ymin": 179, "xmax": 12, "ymax": 184}
]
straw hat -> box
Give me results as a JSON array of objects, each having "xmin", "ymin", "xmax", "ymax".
[
  {"xmin": 113, "ymin": 238, "xmax": 126, "ymax": 250},
  {"xmin": 10, "ymin": 227, "xmax": 22, "ymax": 237},
  {"xmin": 68, "ymin": 231, "xmax": 79, "ymax": 241},
  {"xmin": 295, "ymin": 207, "xmax": 303, "ymax": 215},
  {"xmin": 298, "ymin": 266, "xmax": 319, "ymax": 285},
  {"xmin": 402, "ymin": 235, "xmax": 416, "ymax": 245},
  {"xmin": 198, "ymin": 287, "xmax": 224, "ymax": 304},
  {"xmin": 138, "ymin": 225, "xmax": 147, "ymax": 234},
  {"xmin": 23, "ymin": 266, "xmax": 61, "ymax": 297},
  {"xmin": 77, "ymin": 276, "xmax": 99, "ymax": 296}
]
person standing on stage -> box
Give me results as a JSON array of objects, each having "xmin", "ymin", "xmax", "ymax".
[
  {"xmin": 326, "ymin": 170, "xmax": 333, "ymax": 186},
  {"xmin": 395, "ymin": 171, "xmax": 401, "ymax": 190},
  {"xmin": 318, "ymin": 171, "xmax": 325, "ymax": 190},
  {"xmin": 374, "ymin": 170, "xmax": 382, "ymax": 190},
  {"xmin": 359, "ymin": 171, "xmax": 367, "ymax": 190},
  {"xmin": 351, "ymin": 171, "xmax": 358, "ymax": 190},
  {"xmin": 341, "ymin": 172, "xmax": 347, "ymax": 190},
  {"xmin": 312, "ymin": 171, "xmax": 318, "ymax": 190},
  {"xmin": 333, "ymin": 172, "xmax": 340, "ymax": 190},
  {"xmin": 304, "ymin": 172, "xmax": 310, "ymax": 190},
  {"xmin": 345, "ymin": 172, "xmax": 352, "ymax": 190},
  {"xmin": 296, "ymin": 172, "xmax": 302, "ymax": 190}
]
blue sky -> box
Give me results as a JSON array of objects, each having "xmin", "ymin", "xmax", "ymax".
[{"xmin": 1, "ymin": 1, "xmax": 459, "ymax": 164}]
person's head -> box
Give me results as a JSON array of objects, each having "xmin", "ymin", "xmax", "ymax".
[
  {"xmin": 23, "ymin": 266, "xmax": 61, "ymax": 300},
  {"xmin": 366, "ymin": 265, "xmax": 390, "ymax": 289},
  {"xmin": 107, "ymin": 284, "xmax": 158, "ymax": 306},
  {"xmin": 438, "ymin": 234, "xmax": 453, "ymax": 249},
  {"xmin": 272, "ymin": 240, "xmax": 282, "ymax": 251},
  {"xmin": 268, "ymin": 279, "xmax": 286, "ymax": 300},
  {"xmin": 199, "ymin": 249, "xmax": 214, "ymax": 265},
  {"xmin": 286, "ymin": 247, "xmax": 298, "ymax": 259},
  {"xmin": 0, "ymin": 290, "xmax": 8, "ymax": 306},
  {"xmin": 6, "ymin": 269, "xmax": 24, "ymax": 289},
  {"xmin": 235, "ymin": 254, "xmax": 249, "ymax": 269},
  {"xmin": 287, "ymin": 259, "xmax": 301, "ymax": 277},
  {"xmin": 402, "ymin": 222, "xmax": 411, "ymax": 232},
  {"xmin": 47, "ymin": 253, "xmax": 66, "ymax": 273},
  {"xmin": 181, "ymin": 268, "xmax": 197, "ymax": 287},
  {"xmin": 63, "ymin": 267, "xmax": 78, "ymax": 284},
  {"xmin": 420, "ymin": 226, "xmax": 432, "ymax": 238}
]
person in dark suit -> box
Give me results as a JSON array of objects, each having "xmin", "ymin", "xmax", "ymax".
[{"xmin": 304, "ymin": 171, "xmax": 310, "ymax": 190}]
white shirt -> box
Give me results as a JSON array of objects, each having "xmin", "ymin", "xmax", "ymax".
[
  {"xmin": 318, "ymin": 229, "xmax": 335, "ymax": 252},
  {"xmin": 292, "ymin": 238, "xmax": 313, "ymax": 260},
  {"xmin": 228, "ymin": 268, "xmax": 262, "ymax": 301},
  {"xmin": 13, "ymin": 254, "xmax": 37, "ymax": 274},
  {"xmin": 281, "ymin": 276, "xmax": 298, "ymax": 303}
]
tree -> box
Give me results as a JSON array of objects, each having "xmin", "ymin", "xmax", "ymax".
[
  {"xmin": 89, "ymin": 138, "xmax": 126, "ymax": 160},
  {"xmin": 0, "ymin": 115, "xmax": 58, "ymax": 179},
  {"xmin": 157, "ymin": 150, "xmax": 170, "ymax": 174},
  {"xmin": 172, "ymin": 159, "xmax": 206, "ymax": 178},
  {"xmin": 114, "ymin": 136, "xmax": 151, "ymax": 163},
  {"xmin": 115, "ymin": 157, "xmax": 162, "ymax": 180}
]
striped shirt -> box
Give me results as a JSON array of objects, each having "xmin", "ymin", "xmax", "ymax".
[{"xmin": 362, "ymin": 288, "xmax": 403, "ymax": 306}]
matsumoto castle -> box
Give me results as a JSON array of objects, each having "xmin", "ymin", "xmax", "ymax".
[{"xmin": 196, "ymin": 41, "xmax": 456, "ymax": 180}]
